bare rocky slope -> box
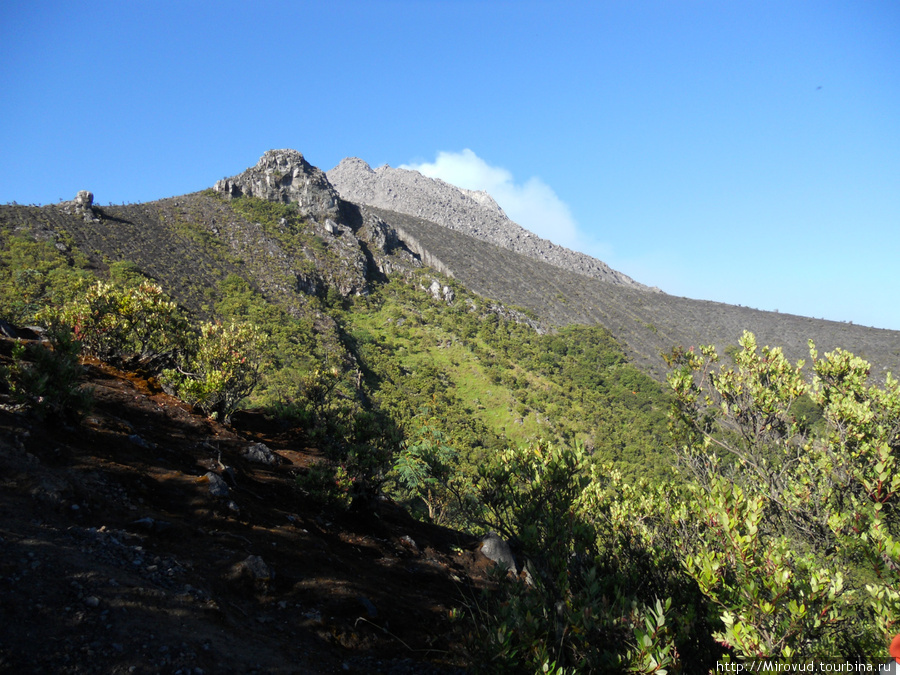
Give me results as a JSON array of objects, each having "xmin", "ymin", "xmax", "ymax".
[
  {"xmin": 327, "ymin": 158, "xmax": 654, "ymax": 291},
  {"xmin": 325, "ymin": 154, "xmax": 899, "ymax": 380}
]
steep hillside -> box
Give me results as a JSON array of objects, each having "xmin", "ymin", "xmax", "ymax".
[
  {"xmin": 327, "ymin": 158, "xmax": 652, "ymax": 290},
  {"xmin": 361, "ymin": 205, "xmax": 900, "ymax": 381},
  {"xmin": 2, "ymin": 149, "xmax": 898, "ymax": 384},
  {"xmin": 0, "ymin": 177, "xmax": 675, "ymax": 484},
  {"xmin": 327, "ymin": 156, "xmax": 899, "ymax": 380},
  {"xmin": 0, "ymin": 340, "xmax": 485, "ymax": 674}
]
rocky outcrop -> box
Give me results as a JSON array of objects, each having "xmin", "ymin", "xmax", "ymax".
[
  {"xmin": 57, "ymin": 190, "xmax": 99, "ymax": 222},
  {"xmin": 327, "ymin": 158, "xmax": 657, "ymax": 291},
  {"xmin": 74, "ymin": 190, "xmax": 94, "ymax": 210},
  {"xmin": 214, "ymin": 150, "xmax": 342, "ymax": 222}
]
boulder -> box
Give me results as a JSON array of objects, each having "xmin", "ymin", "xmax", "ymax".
[
  {"xmin": 230, "ymin": 555, "xmax": 272, "ymax": 581},
  {"xmin": 479, "ymin": 532, "xmax": 517, "ymax": 574},
  {"xmin": 74, "ymin": 190, "xmax": 93, "ymax": 209},
  {"xmin": 243, "ymin": 442, "xmax": 277, "ymax": 466},
  {"xmin": 201, "ymin": 472, "xmax": 230, "ymax": 497}
]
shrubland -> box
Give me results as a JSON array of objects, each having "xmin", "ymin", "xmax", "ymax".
[{"xmin": 1, "ymin": 199, "xmax": 897, "ymax": 673}]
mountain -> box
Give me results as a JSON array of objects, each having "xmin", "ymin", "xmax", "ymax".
[
  {"xmin": 326, "ymin": 155, "xmax": 898, "ymax": 381},
  {"xmin": 2, "ymin": 149, "xmax": 898, "ymax": 383},
  {"xmin": 2, "ymin": 150, "xmax": 899, "ymax": 672},
  {"xmin": 326, "ymin": 157, "xmax": 653, "ymax": 290}
]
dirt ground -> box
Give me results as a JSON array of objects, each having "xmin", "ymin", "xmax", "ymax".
[{"xmin": 0, "ymin": 343, "xmax": 498, "ymax": 674}]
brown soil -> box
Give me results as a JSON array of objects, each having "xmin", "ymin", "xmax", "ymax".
[{"xmin": 0, "ymin": 344, "xmax": 496, "ymax": 674}]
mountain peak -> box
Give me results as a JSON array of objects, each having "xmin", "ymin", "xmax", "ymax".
[
  {"xmin": 333, "ymin": 157, "xmax": 374, "ymax": 174},
  {"xmin": 214, "ymin": 149, "xmax": 341, "ymax": 221}
]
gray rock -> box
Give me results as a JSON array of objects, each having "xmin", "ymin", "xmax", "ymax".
[
  {"xmin": 214, "ymin": 149, "xmax": 342, "ymax": 223},
  {"xmin": 327, "ymin": 158, "xmax": 656, "ymax": 290},
  {"xmin": 233, "ymin": 555, "xmax": 272, "ymax": 581},
  {"xmin": 357, "ymin": 212, "xmax": 399, "ymax": 253},
  {"xmin": 74, "ymin": 190, "xmax": 93, "ymax": 209},
  {"xmin": 128, "ymin": 434, "xmax": 154, "ymax": 449},
  {"xmin": 203, "ymin": 472, "xmax": 230, "ymax": 497},
  {"xmin": 242, "ymin": 442, "xmax": 277, "ymax": 465},
  {"xmin": 479, "ymin": 532, "xmax": 517, "ymax": 574},
  {"xmin": 429, "ymin": 280, "xmax": 442, "ymax": 300},
  {"xmin": 399, "ymin": 535, "xmax": 419, "ymax": 553}
]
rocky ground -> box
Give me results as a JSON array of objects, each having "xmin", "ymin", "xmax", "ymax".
[{"xmin": 0, "ymin": 339, "xmax": 496, "ymax": 674}]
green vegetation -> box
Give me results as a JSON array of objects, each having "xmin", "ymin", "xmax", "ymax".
[
  {"xmin": 2, "ymin": 327, "xmax": 93, "ymax": 422},
  {"xmin": 0, "ymin": 235, "xmax": 91, "ymax": 324},
  {"xmin": 160, "ymin": 320, "xmax": 268, "ymax": 424},
  {"xmin": 45, "ymin": 280, "xmax": 189, "ymax": 370},
  {"xmin": 666, "ymin": 332, "xmax": 900, "ymax": 658},
  {"xmin": 2, "ymin": 198, "xmax": 897, "ymax": 672}
]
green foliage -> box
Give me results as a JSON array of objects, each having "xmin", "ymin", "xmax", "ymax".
[
  {"xmin": 3, "ymin": 329, "xmax": 92, "ymax": 422},
  {"xmin": 45, "ymin": 280, "xmax": 189, "ymax": 370},
  {"xmin": 161, "ymin": 320, "xmax": 268, "ymax": 424},
  {"xmin": 0, "ymin": 235, "xmax": 91, "ymax": 324},
  {"xmin": 346, "ymin": 274, "xmax": 671, "ymax": 487},
  {"xmin": 107, "ymin": 260, "xmax": 146, "ymax": 286},
  {"xmin": 295, "ymin": 460, "xmax": 355, "ymax": 509},
  {"xmin": 666, "ymin": 331, "xmax": 900, "ymax": 659},
  {"xmin": 467, "ymin": 441, "xmax": 685, "ymax": 673},
  {"xmin": 213, "ymin": 274, "xmax": 324, "ymax": 407},
  {"xmin": 225, "ymin": 196, "xmax": 304, "ymax": 233},
  {"xmin": 390, "ymin": 407, "xmax": 465, "ymax": 524}
]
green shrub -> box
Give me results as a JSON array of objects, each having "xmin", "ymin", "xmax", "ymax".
[
  {"xmin": 295, "ymin": 460, "xmax": 354, "ymax": 509},
  {"xmin": 390, "ymin": 408, "xmax": 463, "ymax": 524},
  {"xmin": 0, "ymin": 236, "xmax": 91, "ymax": 324},
  {"xmin": 466, "ymin": 441, "xmax": 684, "ymax": 673},
  {"xmin": 3, "ymin": 329, "xmax": 92, "ymax": 422},
  {"xmin": 161, "ymin": 320, "xmax": 267, "ymax": 424},
  {"xmin": 666, "ymin": 331, "xmax": 900, "ymax": 658},
  {"xmin": 46, "ymin": 280, "xmax": 189, "ymax": 370}
]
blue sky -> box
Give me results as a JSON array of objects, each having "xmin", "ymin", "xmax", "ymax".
[{"xmin": 1, "ymin": 1, "xmax": 898, "ymax": 331}]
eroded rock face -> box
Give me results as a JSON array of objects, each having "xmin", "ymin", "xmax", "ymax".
[
  {"xmin": 214, "ymin": 150, "xmax": 342, "ymax": 222},
  {"xmin": 327, "ymin": 157, "xmax": 656, "ymax": 290}
]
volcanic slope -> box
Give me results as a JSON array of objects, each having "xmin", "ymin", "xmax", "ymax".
[
  {"xmin": 352, "ymin": 206, "xmax": 900, "ymax": 381},
  {"xmin": 2, "ymin": 148, "xmax": 898, "ymax": 381},
  {"xmin": 327, "ymin": 158, "xmax": 651, "ymax": 290}
]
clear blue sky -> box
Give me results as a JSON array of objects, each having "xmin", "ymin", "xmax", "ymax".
[{"xmin": 2, "ymin": 1, "xmax": 898, "ymax": 331}]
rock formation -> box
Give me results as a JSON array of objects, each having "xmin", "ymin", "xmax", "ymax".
[
  {"xmin": 214, "ymin": 149, "xmax": 342, "ymax": 222},
  {"xmin": 327, "ymin": 158, "xmax": 658, "ymax": 291}
]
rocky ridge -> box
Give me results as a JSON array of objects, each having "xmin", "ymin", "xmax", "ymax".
[
  {"xmin": 327, "ymin": 158, "xmax": 656, "ymax": 291},
  {"xmin": 215, "ymin": 149, "xmax": 342, "ymax": 223}
]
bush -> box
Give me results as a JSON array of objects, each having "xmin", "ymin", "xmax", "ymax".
[
  {"xmin": 45, "ymin": 280, "xmax": 189, "ymax": 370},
  {"xmin": 666, "ymin": 331, "xmax": 900, "ymax": 658},
  {"xmin": 161, "ymin": 320, "xmax": 267, "ymax": 424},
  {"xmin": 3, "ymin": 329, "xmax": 92, "ymax": 422},
  {"xmin": 0, "ymin": 236, "xmax": 91, "ymax": 325},
  {"xmin": 390, "ymin": 408, "xmax": 464, "ymax": 524},
  {"xmin": 467, "ymin": 441, "xmax": 684, "ymax": 673}
]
